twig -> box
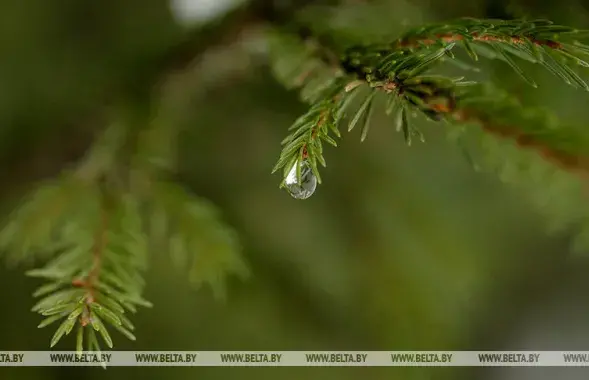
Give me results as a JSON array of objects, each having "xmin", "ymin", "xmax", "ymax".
[
  {"xmin": 72, "ymin": 190, "xmax": 110, "ymax": 326},
  {"xmin": 396, "ymin": 32, "xmax": 562, "ymax": 50},
  {"xmin": 140, "ymin": 0, "xmax": 338, "ymax": 91},
  {"xmin": 452, "ymin": 109, "xmax": 589, "ymax": 174}
]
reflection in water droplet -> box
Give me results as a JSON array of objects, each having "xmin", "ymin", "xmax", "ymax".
[{"xmin": 284, "ymin": 160, "xmax": 317, "ymax": 199}]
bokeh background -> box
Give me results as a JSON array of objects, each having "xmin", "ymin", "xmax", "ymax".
[{"xmin": 2, "ymin": 0, "xmax": 589, "ymax": 379}]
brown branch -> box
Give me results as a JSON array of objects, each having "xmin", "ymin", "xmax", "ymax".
[
  {"xmin": 301, "ymin": 89, "xmax": 346, "ymax": 159},
  {"xmin": 86, "ymin": 203, "xmax": 109, "ymax": 299},
  {"xmin": 396, "ymin": 32, "xmax": 563, "ymax": 50},
  {"xmin": 302, "ymin": 111, "xmax": 327, "ymax": 159},
  {"xmin": 451, "ymin": 109, "xmax": 589, "ymax": 175},
  {"xmin": 309, "ymin": 24, "xmax": 580, "ymax": 175},
  {"xmin": 72, "ymin": 192, "xmax": 109, "ymax": 326}
]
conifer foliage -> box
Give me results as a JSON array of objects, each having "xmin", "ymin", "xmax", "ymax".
[
  {"xmin": 2, "ymin": 0, "xmax": 589, "ymax": 352},
  {"xmin": 272, "ymin": 18, "xmax": 589, "ymax": 188},
  {"xmin": 0, "ymin": 115, "xmax": 248, "ymax": 352},
  {"xmin": 271, "ymin": 17, "xmax": 589, "ymax": 254}
]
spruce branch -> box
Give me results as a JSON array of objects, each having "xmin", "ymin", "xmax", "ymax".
[
  {"xmin": 1, "ymin": 116, "xmax": 244, "ymax": 351},
  {"xmin": 148, "ymin": 181, "xmax": 249, "ymax": 300},
  {"xmin": 270, "ymin": 15, "xmax": 589, "ymax": 253},
  {"xmin": 27, "ymin": 186, "xmax": 151, "ymax": 352},
  {"xmin": 443, "ymin": 84, "xmax": 589, "ymax": 253},
  {"xmin": 450, "ymin": 84, "xmax": 589, "ymax": 175},
  {"xmin": 271, "ymin": 18, "xmax": 589, "ymax": 193},
  {"xmin": 340, "ymin": 18, "xmax": 589, "ymax": 89}
]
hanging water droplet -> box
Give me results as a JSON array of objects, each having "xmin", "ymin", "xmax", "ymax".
[{"xmin": 284, "ymin": 160, "xmax": 317, "ymax": 199}]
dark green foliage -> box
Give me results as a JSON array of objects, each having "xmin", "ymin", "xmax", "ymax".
[
  {"xmin": 26, "ymin": 191, "xmax": 151, "ymax": 351},
  {"xmin": 0, "ymin": 116, "xmax": 246, "ymax": 351},
  {"xmin": 340, "ymin": 18, "xmax": 589, "ymax": 87},
  {"xmin": 446, "ymin": 84, "xmax": 589, "ymax": 255},
  {"xmin": 271, "ymin": 17, "xmax": 589, "ymax": 255},
  {"xmin": 4, "ymin": 11, "xmax": 589, "ymax": 354},
  {"xmin": 272, "ymin": 17, "xmax": 589, "ymax": 189}
]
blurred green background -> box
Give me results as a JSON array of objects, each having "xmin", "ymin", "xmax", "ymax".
[{"xmin": 2, "ymin": 0, "xmax": 589, "ymax": 379}]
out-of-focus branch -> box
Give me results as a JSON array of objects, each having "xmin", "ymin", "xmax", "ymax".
[{"xmin": 139, "ymin": 0, "xmax": 342, "ymax": 91}]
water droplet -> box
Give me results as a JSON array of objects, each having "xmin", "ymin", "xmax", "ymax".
[{"xmin": 284, "ymin": 160, "xmax": 317, "ymax": 199}]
